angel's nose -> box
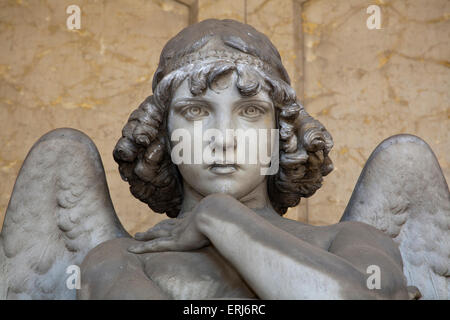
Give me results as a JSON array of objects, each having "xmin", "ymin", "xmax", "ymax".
[
  {"xmin": 210, "ymin": 112, "xmax": 237, "ymax": 150},
  {"xmin": 209, "ymin": 130, "xmax": 236, "ymax": 153}
]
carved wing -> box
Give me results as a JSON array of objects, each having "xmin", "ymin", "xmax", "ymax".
[
  {"xmin": 0, "ymin": 128, "xmax": 128, "ymax": 299},
  {"xmin": 341, "ymin": 134, "xmax": 450, "ymax": 299}
]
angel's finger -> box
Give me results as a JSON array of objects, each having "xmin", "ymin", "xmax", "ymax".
[
  {"xmin": 154, "ymin": 219, "xmax": 177, "ymax": 228},
  {"xmin": 161, "ymin": 218, "xmax": 177, "ymax": 225},
  {"xmin": 134, "ymin": 220, "xmax": 176, "ymax": 240},
  {"xmin": 128, "ymin": 237, "xmax": 176, "ymax": 254},
  {"xmin": 134, "ymin": 227, "xmax": 171, "ymax": 241}
]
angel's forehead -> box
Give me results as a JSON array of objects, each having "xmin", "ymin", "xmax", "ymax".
[{"xmin": 170, "ymin": 70, "xmax": 272, "ymax": 106}]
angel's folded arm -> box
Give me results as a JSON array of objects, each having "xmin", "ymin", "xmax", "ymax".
[{"xmin": 194, "ymin": 195, "xmax": 409, "ymax": 299}]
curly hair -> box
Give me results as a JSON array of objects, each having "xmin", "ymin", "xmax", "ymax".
[{"xmin": 113, "ymin": 19, "xmax": 333, "ymax": 217}]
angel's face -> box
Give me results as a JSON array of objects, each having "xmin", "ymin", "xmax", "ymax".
[{"xmin": 167, "ymin": 70, "xmax": 276, "ymax": 200}]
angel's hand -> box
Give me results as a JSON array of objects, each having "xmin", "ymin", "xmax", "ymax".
[{"xmin": 128, "ymin": 212, "xmax": 210, "ymax": 254}]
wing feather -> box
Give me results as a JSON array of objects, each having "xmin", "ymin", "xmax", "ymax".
[
  {"xmin": 0, "ymin": 128, "xmax": 128, "ymax": 299},
  {"xmin": 341, "ymin": 134, "xmax": 449, "ymax": 299}
]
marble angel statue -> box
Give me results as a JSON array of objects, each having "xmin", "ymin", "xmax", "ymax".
[{"xmin": 0, "ymin": 19, "xmax": 448, "ymax": 300}]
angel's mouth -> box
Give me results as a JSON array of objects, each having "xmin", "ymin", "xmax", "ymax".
[{"xmin": 209, "ymin": 163, "xmax": 239, "ymax": 175}]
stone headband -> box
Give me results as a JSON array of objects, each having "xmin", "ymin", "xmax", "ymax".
[{"xmin": 164, "ymin": 48, "xmax": 281, "ymax": 80}]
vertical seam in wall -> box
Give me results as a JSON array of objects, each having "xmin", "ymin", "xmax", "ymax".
[
  {"xmin": 175, "ymin": 0, "xmax": 198, "ymax": 25},
  {"xmin": 244, "ymin": 0, "xmax": 248, "ymax": 24},
  {"xmin": 189, "ymin": 0, "xmax": 199, "ymax": 24},
  {"xmin": 293, "ymin": 0, "xmax": 309, "ymax": 223},
  {"xmin": 302, "ymin": 1, "xmax": 309, "ymax": 224}
]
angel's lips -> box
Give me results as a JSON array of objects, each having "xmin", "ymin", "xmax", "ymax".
[{"xmin": 208, "ymin": 163, "xmax": 239, "ymax": 175}]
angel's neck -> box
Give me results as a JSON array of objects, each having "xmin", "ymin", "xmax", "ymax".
[{"xmin": 178, "ymin": 180, "xmax": 275, "ymax": 217}]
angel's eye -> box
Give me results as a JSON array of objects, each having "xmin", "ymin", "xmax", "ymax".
[
  {"xmin": 239, "ymin": 105, "xmax": 264, "ymax": 120},
  {"xmin": 182, "ymin": 106, "xmax": 209, "ymax": 120}
]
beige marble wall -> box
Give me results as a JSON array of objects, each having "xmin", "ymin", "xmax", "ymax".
[
  {"xmin": 1, "ymin": 0, "xmax": 448, "ymax": 234},
  {"xmin": 198, "ymin": 0, "xmax": 245, "ymax": 21},
  {"xmin": 301, "ymin": 0, "xmax": 449, "ymax": 225}
]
